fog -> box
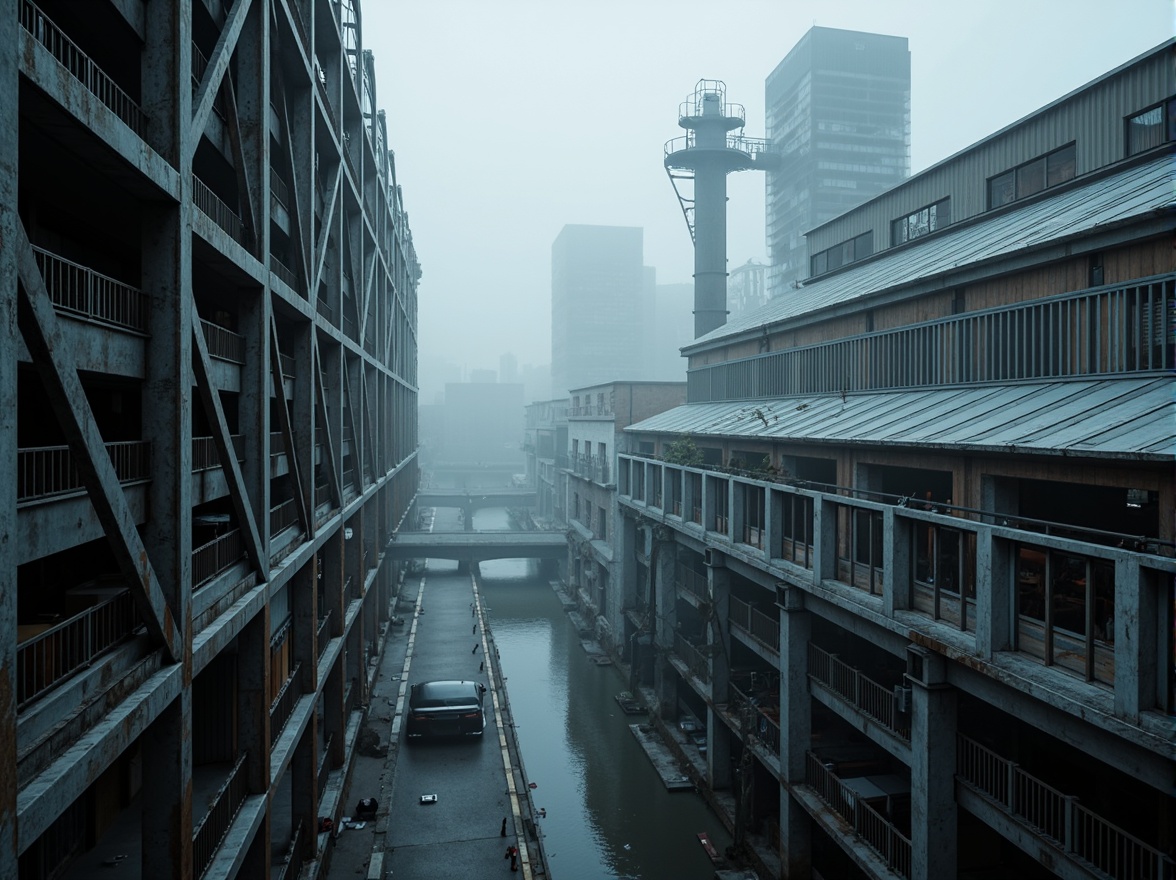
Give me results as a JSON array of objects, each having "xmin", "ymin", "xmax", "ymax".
[{"xmin": 360, "ymin": 0, "xmax": 1171, "ymax": 397}]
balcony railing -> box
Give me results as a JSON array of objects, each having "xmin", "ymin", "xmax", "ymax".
[
  {"xmin": 193, "ymin": 175, "xmax": 244, "ymax": 245},
  {"xmin": 317, "ymin": 610, "xmax": 332, "ymax": 656},
  {"xmin": 20, "ymin": 0, "xmax": 145, "ymax": 134},
  {"xmin": 17, "ymin": 440, "xmax": 151, "ymax": 502},
  {"xmin": 728, "ymin": 681, "xmax": 781, "ymax": 755},
  {"xmin": 729, "ymin": 595, "xmax": 779, "ymax": 655},
  {"xmin": 192, "ymin": 528, "xmax": 244, "ymax": 588},
  {"xmin": 274, "ymin": 818, "xmax": 304, "ymax": 880},
  {"xmin": 957, "ymin": 734, "xmax": 1173, "ymax": 880},
  {"xmin": 32, "ymin": 246, "xmax": 146, "ymax": 332},
  {"xmin": 674, "ymin": 633, "xmax": 711, "ymax": 685},
  {"xmin": 271, "ymin": 255, "xmax": 297, "ymax": 291},
  {"xmin": 270, "ymin": 499, "xmax": 299, "ymax": 538},
  {"xmin": 192, "ymin": 434, "xmax": 245, "ymax": 472},
  {"xmin": 806, "ymin": 752, "xmax": 912, "ymax": 878},
  {"xmin": 200, "ymin": 319, "xmax": 245, "ymax": 363},
  {"xmin": 808, "ymin": 643, "xmax": 910, "ymax": 741},
  {"xmin": 17, "ymin": 589, "xmax": 137, "ymax": 707},
  {"xmin": 192, "ymin": 752, "xmax": 249, "ymax": 879},
  {"xmin": 317, "ymin": 734, "xmax": 334, "ymax": 800},
  {"xmin": 269, "ymin": 662, "xmax": 302, "ymax": 746},
  {"xmin": 676, "ymin": 562, "xmax": 707, "ymax": 601},
  {"xmin": 279, "ymin": 352, "xmax": 296, "ymax": 379}
]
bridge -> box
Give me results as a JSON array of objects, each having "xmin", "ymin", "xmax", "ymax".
[
  {"xmin": 387, "ymin": 530, "xmax": 566, "ymax": 564},
  {"xmin": 415, "ymin": 488, "xmax": 536, "ymax": 529}
]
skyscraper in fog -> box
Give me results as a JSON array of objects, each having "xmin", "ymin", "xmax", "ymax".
[
  {"xmin": 551, "ymin": 225, "xmax": 645, "ymax": 397},
  {"xmin": 766, "ymin": 27, "xmax": 911, "ymax": 298}
]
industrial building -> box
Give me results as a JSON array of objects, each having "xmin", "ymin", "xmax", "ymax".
[
  {"xmin": 765, "ymin": 27, "xmax": 911, "ymax": 299},
  {"xmin": 2, "ymin": 1, "xmax": 419, "ymax": 877},
  {"xmin": 614, "ymin": 39, "xmax": 1174, "ymax": 880}
]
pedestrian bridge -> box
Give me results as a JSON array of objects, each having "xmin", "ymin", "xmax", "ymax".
[
  {"xmin": 387, "ymin": 530, "xmax": 565, "ymax": 564},
  {"xmin": 416, "ymin": 488, "xmax": 537, "ymax": 516}
]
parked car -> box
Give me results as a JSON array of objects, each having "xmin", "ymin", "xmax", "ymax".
[{"xmin": 406, "ymin": 680, "xmax": 486, "ymax": 740}]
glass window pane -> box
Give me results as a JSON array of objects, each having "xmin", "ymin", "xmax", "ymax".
[
  {"xmin": 1017, "ymin": 157, "xmax": 1046, "ymax": 198},
  {"xmin": 1128, "ymin": 105, "xmax": 1165, "ymax": 155},
  {"xmin": 1047, "ymin": 144, "xmax": 1076, "ymax": 186},
  {"xmin": 989, "ymin": 171, "xmax": 1015, "ymax": 207}
]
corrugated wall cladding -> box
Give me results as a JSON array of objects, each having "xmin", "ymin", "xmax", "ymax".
[{"xmin": 808, "ymin": 40, "xmax": 1174, "ymax": 253}]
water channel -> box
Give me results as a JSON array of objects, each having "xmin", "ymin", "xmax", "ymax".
[{"xmin": 469, "ymin": 508, "xmax": 734, "ymax": 880}]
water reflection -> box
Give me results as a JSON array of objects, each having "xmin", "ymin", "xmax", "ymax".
[{"xmin": 480, "ymin": 555, "xmax": 732, "ymax": 880}]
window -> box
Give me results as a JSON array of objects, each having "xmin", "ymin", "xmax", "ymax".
[
  {"xmin": 1127, "ymin": 98, "xmax": 1176, "ymax": 156},
  {"xmin": 987, "ymin": 143, "xmax": 1076, "ymax": 209},
  {"xmin": 810, "ymin": 230, "xmax": 873, "ymax": 277},
  {"xmin": 892, "ymin": 198, "xmax": 951, "ymax": 246}
]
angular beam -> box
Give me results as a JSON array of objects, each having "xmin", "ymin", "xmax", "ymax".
[
  {"xmin": 270, "ymin": 316, "xmax": 311, "ymax": 537},
  {"xmin": 187, "ymin": 0, "xmax": 253, "ymax": 164},
  {"xmin": 314, "ymin": 338, "xmax": 342, "ymax": 507},
  {"xmin": 14, "ymin": 226, "xmax": 182, "ymax": 662},
  {"xmin": 191, "ymin": 307, "xmax": 265, "ymax": 574}
]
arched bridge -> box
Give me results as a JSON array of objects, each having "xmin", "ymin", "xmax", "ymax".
[
  {"xmin": 387, "ymin": 530, "xmax": 565, "ymax": 564},
  {"xmin": 415, "ymin": 488, "xmax": 537, "ymax": 527}
]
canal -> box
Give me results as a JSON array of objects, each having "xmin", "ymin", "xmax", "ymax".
[{"xmin": 473, "ymin": 512, "xmax": 733, "ymax": 880}]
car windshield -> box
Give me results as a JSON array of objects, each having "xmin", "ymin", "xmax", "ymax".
[{"xmin": 414, "ymin": 681, "xmax": 479, "ymax": 708}]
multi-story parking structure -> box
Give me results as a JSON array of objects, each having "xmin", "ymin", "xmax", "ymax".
[
  {"xmin": 616, "ymin": 40, "xmax": 1175, "ymax": 880},
  {"xmin": 1, "ymin": 1, "xmax": 420, "ymax": 878}
]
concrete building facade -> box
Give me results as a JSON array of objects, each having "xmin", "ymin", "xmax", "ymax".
[
  {"xmin": 618, "ymin": 41, "xmax": 1175, "ymax": 880},
  {"xmin": 2, "ymin": 1, "xmax": 420, "ymax": 877},
  {"xmin": 523, "ymin": 397, "xmax": 568, "ymax": 522},
  {"xmin": 765, "ymin": 27, "xmax": 911, "ymax": 299},
  {"xmin": 565, "ymin": 382, "xmax": 686, "ymax": 659}
]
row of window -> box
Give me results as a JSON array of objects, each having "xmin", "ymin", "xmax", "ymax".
[{"xmin": 807, "ymin": 96, "xmax": 1173, "ymax": 281}]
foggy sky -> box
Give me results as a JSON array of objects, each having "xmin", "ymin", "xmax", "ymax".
[{"xmin": 361, "ymin": 0, "xmax": 1172, "ymax": 383}]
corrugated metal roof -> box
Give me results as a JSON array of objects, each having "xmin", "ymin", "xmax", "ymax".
[
  {"xmin": 624, "ymin": 376, "xmax": 1176, "ymax": 460},
  {"xmin": 694, "ymin": 155, "xmax": 1175, "ymax": 347}
]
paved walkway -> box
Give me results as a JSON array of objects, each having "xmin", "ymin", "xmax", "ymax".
[{"xmin": 324, "ymin": 553, "xmax": 546, "ymax": 879}]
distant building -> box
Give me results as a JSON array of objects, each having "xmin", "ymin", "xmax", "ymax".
[
  {"xmin": 523, "ymin": 398, "xmax": 568, "ymax": 521},
  {"xmin": 642, "ymin": 276, "xmax": 694, "ymax": 382},
  {"xmin": 766, "ymin": 27, "xmax": 911, "ymax": 298},
  {"xmin": 499, "ymin": 352, "xmax": 519, "ymax": 384},
  {"xmin": 564, "ymin": 381, "xmax": 686, "ymax": 651},
  {"xmin": 728, "ymin": 258, "xmax": 769, "ymax": 317},
  {"xmin": 442, "ymin": 382, "xmax": 524, "ymax": 465},
  {"xmin": 468, "ymin": 368, "xmax": 497, "ymax": 384},
  {"xmin": 551, "ymin": 225, "xmax": 646, "ymax": 397}
]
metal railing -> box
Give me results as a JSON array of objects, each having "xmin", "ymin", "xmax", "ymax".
[
  {"xmin": 32, "ymin": 245, "xmax": 146, "ymax": 332},
  {"xmin": 192, "ymin": 752, "xmax": 249, "ymax": 879},
  {"xmin": 279, "ymin": 353, "xmax": 296, "ymax": 379},
  {"xmin": 271, "ymin": 254, "xmax": 297, "ymax": 291},
  {"xmin": 674, "ymin": 633, "xmax": 711, "ymax": 685},
  {"xmin": 317, "ymin": 735, "xmax": 334, "ymax": 800},
  {"xmin": 17, "ymin": 588, "xmax": 137, "ymax": 706},
  {"xmin": 192, "ymin": 175, "xmax": 244, "ymax": 244},
  {"xmin": 19, "ymin": 0, "xmax": 145, "ymax": 134},
  {"xmin": 957, "ymin": 734, "xmax": 1173, "ymax": 879},
  {"xmin": 192, "ymin": 435, "xmax": 245, "ymax": 471},
  {"xmin": 17, "ymin": 440, "xmax": 150, "ymax": 502},
  {"xmin": 808, "ymin": 643, "xmax": 910, "ymax": 741},
  {"xmin": 269, "ymin": 662, "xmax": 302, "ymax": 746},
  {"xmin": 270, "ymin": 499, "xmax": 299, "ymax": 538},
  {"xmin": 676, "ymin": 562, "xmax": 707, "ymax": 601},
  {"xmin": 200, "ymin": 319, "xmax": 245, "ymax": 363},
  {"xmin": 192, "ymin": 529, "xmax": 244, "ymax": 588},
  {"xmin": 688, "ymin": 274, "xmax": 1176, "ymax": 403},
  {"xmin": 274, "ymin": 818, "xmax": 304, "ymax": 880},
  {"xmin": 317, "ymin": 610, "xmax": 332, "ymax": 656},
  {"xmin": 729, "ymin": 595, "xmax": 779, "ymax": 654},
  {"xmin": 806, "ymin": 752, "xmax": 912, "ymax": 878},
  {"xmin": 728, "ymin": 681, "xmax": 781, "ymax": 755}
]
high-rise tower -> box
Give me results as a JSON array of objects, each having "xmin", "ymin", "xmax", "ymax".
[{"xmin": 665, "ymin": 81, "xmax": 776, "ymax": 338}]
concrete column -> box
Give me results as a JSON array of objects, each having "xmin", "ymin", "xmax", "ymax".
[
  {"xmin": 239, "ymin": 291, "xmax": 269, "ymax": 556},
  {"xmin": 142, "ymin": 691, "xmax": 194, "ymax": 880},
  {"xmin": 1113, "ymin": 557, "xmax": 1153, "ymax": 722},
  {"xmin": 292, "ymin": 727, "xmax": 317, "ymax": 864},
  {"xmin": 707, "ymin": 562, "xmax": 732, "ymax": 790},
  {"xmin": 883, "ymin": 506, "xmax": 912, "ymax": 616},
  {"xmin": 813, "ymin": 496, "xmax": 838, "ymax": 585},
  {"xmin": 237, "ymin": 611, "xmax": 272, "ymax": 795},
  {"xmin": 652, "ymin": 534, "xmax": 678, "ymax": 716},
  {"xmin": 975, "ymin": 527, "xmax": 1013, "ymax": 657},
  {"xmin": 292, "ymin": 557, "xmax": 318, "ymax": 699},
  {"xmin": 778, "ymin": 585, "xmax": 812, "ymax": 880},
  {"xmin": 0, "ymin": 2, "xmax": 18, "ymax": 873},
  {"xmin": 909, "ymin": 647, "xmax": 957, "ymax": 880}
]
